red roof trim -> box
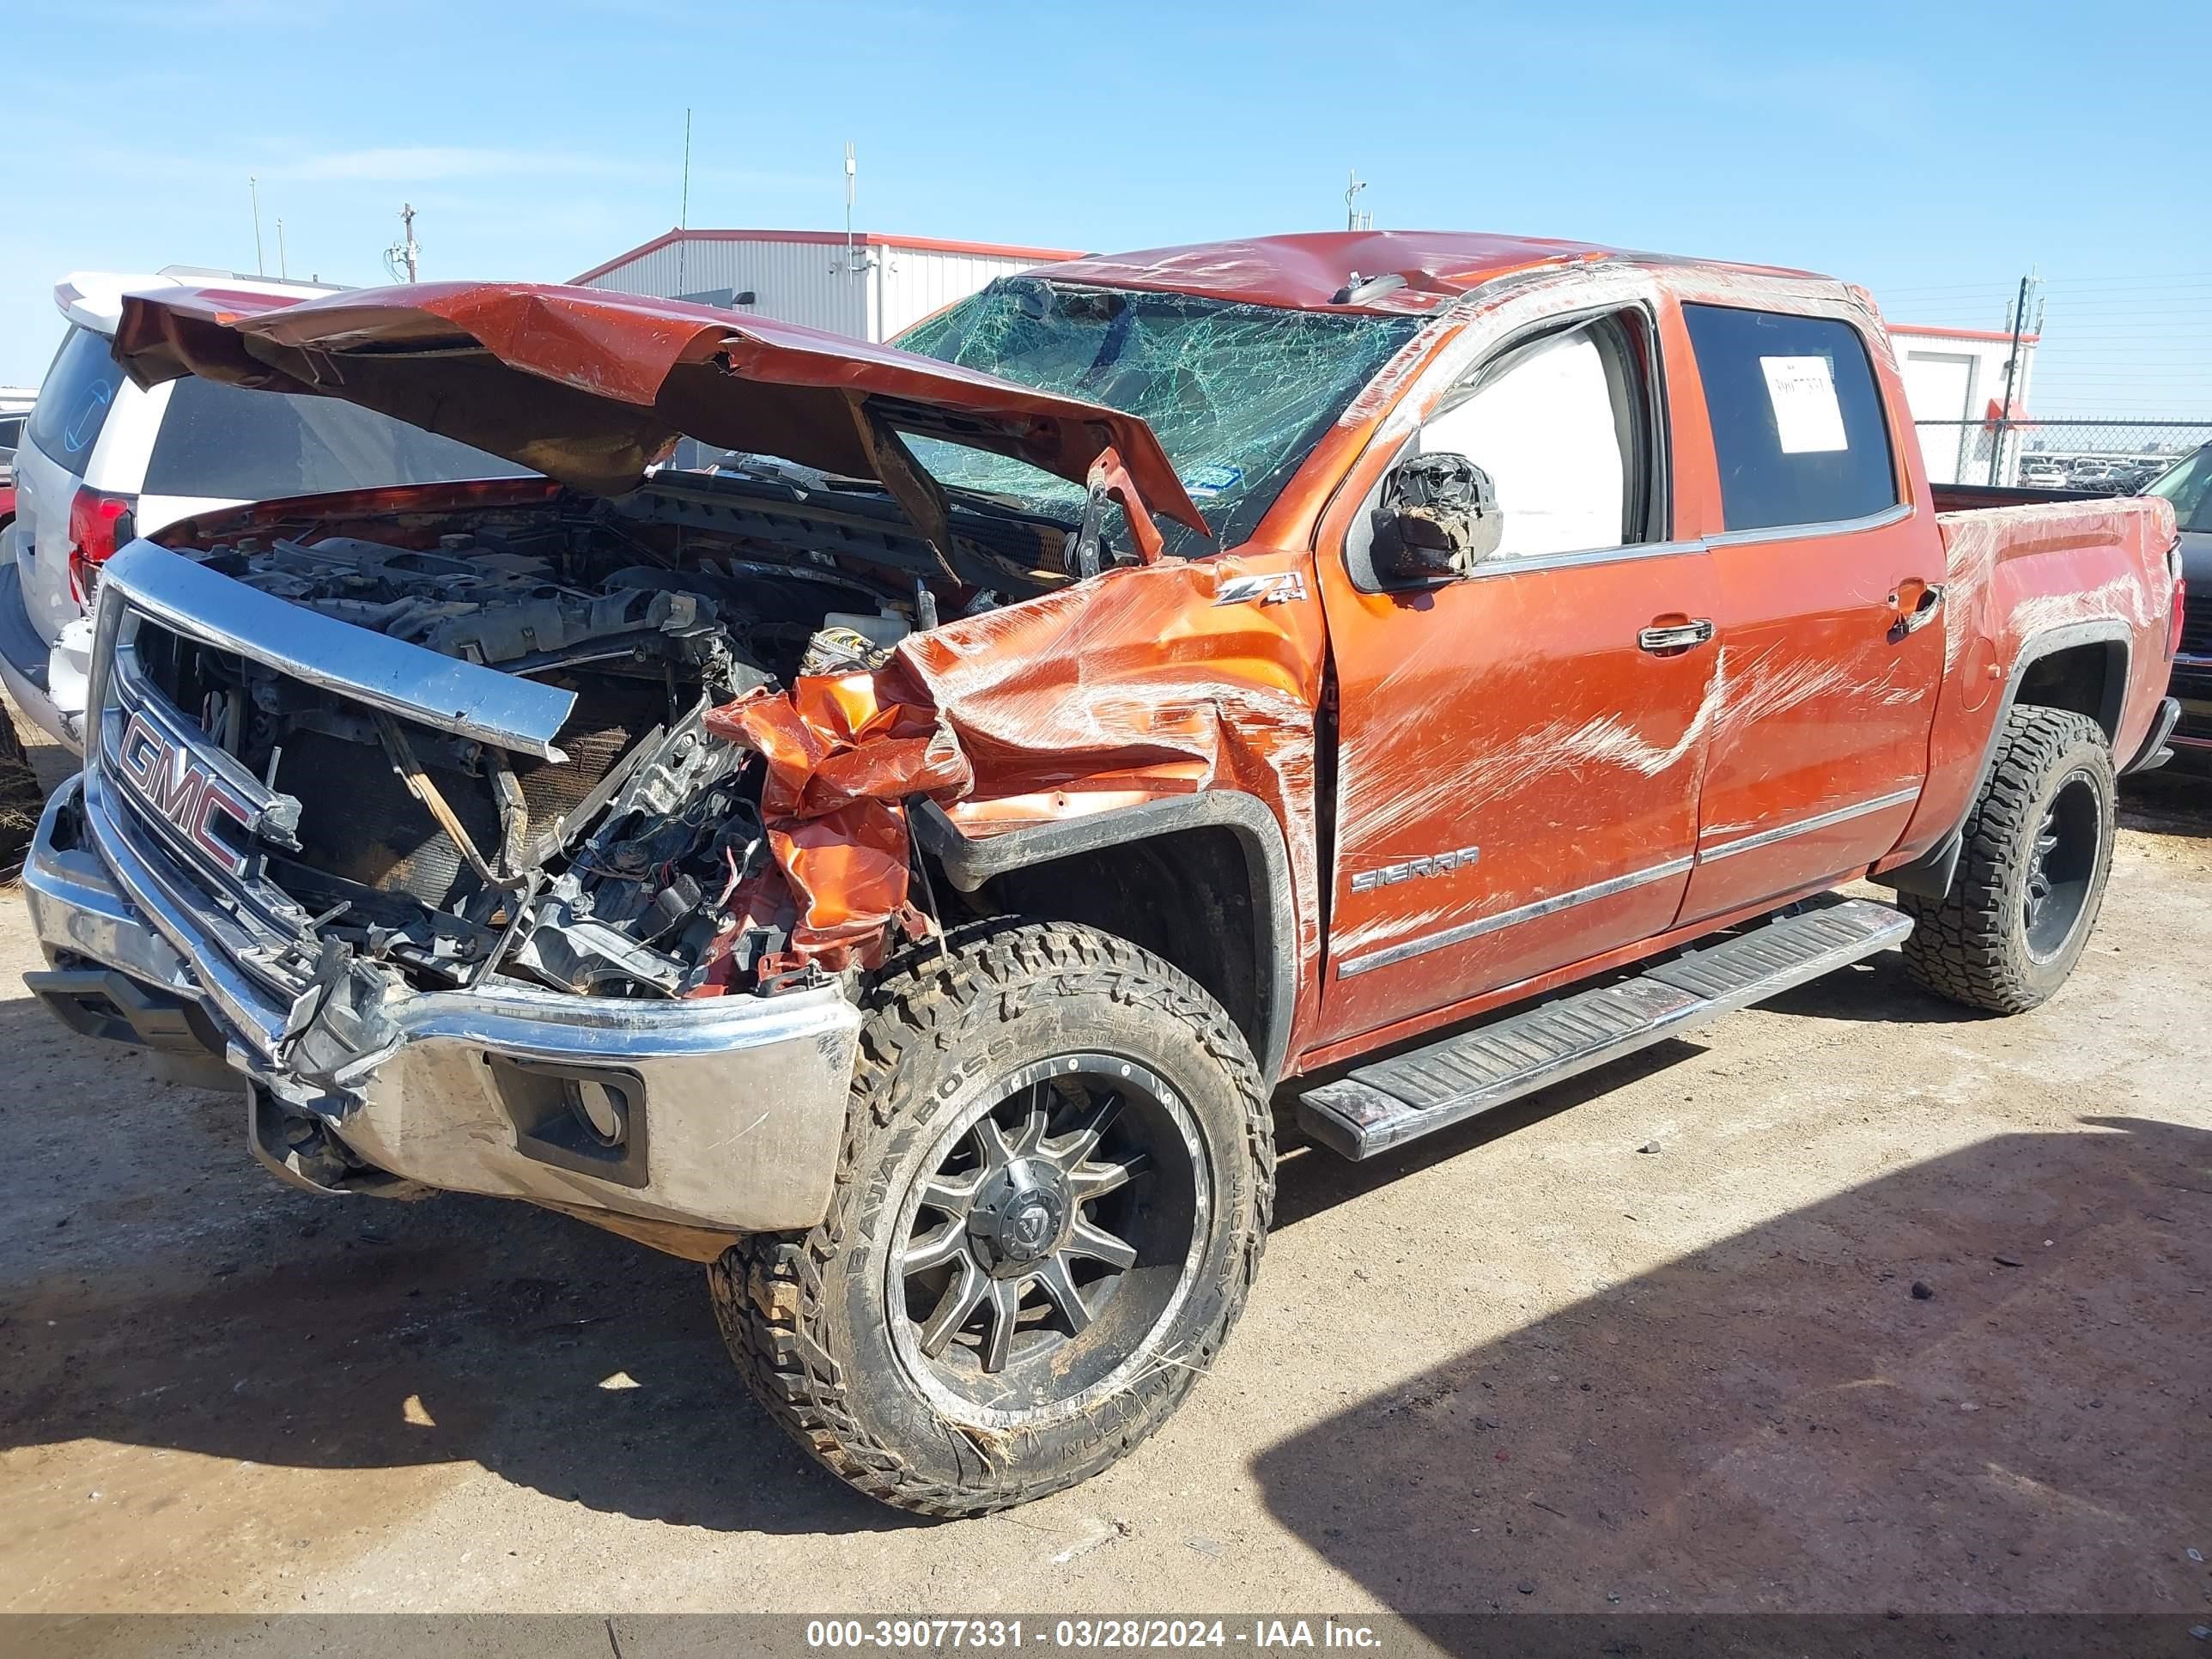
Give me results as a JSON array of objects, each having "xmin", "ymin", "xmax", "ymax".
[
  {"xmin": 1888, "ymin": 322, "xmax": 2040, "ymax": 344},
  {"xmin": 570, "ymin": 228, "xmax": 1085, "ymax": 285}
]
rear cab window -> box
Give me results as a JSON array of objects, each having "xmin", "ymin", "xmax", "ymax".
[
  {"xmin": 143, "ymin": 378, "xmax": 532, "ymax": 500},
  {"xmin": 1681, "ymin": 304, "xmax": 1899, "ymax": 532},
  {"xmin": 24, "ymin": 325, "xmax": 128, "ymax": 479}
]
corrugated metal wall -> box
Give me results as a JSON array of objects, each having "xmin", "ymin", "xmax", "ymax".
[
  {"xmin": 580, "ymin": 236, "xmax": 1052, "ymax": 343},
  {"xmin": 580, "ymin": 238, "xmax": 869, "ymax": 336},
  {"xmin": 873, "ymin": 248, "xmax": 1045, "ymax": 340}
]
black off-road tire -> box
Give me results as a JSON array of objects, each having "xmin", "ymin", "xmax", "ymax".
[
  {"xmin": 708, "ymin": 921, "xmax": 1273, "ymax": 1516},
  {"xmin": 1900, "ymin": 706, "xmax": 2116, "ymax": 1014}
]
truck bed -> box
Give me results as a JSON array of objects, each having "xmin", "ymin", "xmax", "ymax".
[{"xmin": 1891, "ymin": 489, "xmax": 2179, "ymax": 866}]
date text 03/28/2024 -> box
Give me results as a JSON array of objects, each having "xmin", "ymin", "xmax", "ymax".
[{"xmin": 804, "ymin": 1619, "xmax": 1385, "ymax": 1650}]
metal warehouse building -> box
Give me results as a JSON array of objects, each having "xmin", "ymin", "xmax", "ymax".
[
  {"xmin": 1890, "ymin": 322, "xmax": 2040, "ymax": 485},
  {"xmin": 570, "ymin": 228, "xmax": 1083, "ymax": 343}
]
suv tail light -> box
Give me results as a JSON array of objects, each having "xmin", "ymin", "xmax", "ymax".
[{"xmin": 67, "ymin": 486, "xmax": 137, "ymax": 605}]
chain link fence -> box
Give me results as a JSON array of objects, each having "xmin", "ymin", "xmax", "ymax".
[{"xmin": 1913, "ymin": 418, "xmax": 2211, "ymax": 491}]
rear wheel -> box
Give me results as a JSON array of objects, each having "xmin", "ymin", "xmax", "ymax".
[
  {"xmin": 709, "ymin": 921, "xmax": 1273, "ymax": 1516},
  {"xmin": 1900, "ymin": 706, "xmax": 2116, "ymax": 1013}
]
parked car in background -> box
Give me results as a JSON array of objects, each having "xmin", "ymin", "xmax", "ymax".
[
  {"xmin": 2146, "ymin": 442, "xmax": 2212, "ymax": 769},
  {"xmin": 0, "ymin": 269, "xmax": 529, "ymax": 749},
  {"xmin": 16, "ymin": 235, "xmax": 2181, "ymax": 1516},
  {"xmin": 0, "ymin": 386, "xmax": 33, "ymax": 532}
]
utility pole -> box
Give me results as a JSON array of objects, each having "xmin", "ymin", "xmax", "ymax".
[
  {"xmin": 1344, "ymin": 169, "xmax": 1369, "ymax": 232},
  {"xmin": 1989, "ymin": 270, "xmax": 2039, "ymax": 486},
  {"xmin": 276, "ymin": 217, "xmax": 288, "ymax": 280},
  {"xmin": 249, "ymin": 176, "xmax": 264, "ymax": 275}
]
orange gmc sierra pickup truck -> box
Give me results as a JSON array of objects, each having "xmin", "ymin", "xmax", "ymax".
[{"xmin": 17, "ymin": 231, "xmax": 2183, "ymax": 1514}]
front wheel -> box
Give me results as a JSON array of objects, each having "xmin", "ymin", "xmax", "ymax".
[
  {"xmin": 1900, "ymin": 705, "xmax": 2116, "ymax": 1013},
  {"xmin": 709, "ymin": 921, "xmax": 1273, "ymax": 1516}
]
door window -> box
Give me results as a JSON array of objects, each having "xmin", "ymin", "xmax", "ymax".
[
  {"xmin": 1419, "ymin": 322, "xmax": 1647, "ymax": 559},
  {"xmin": 1681, "ymin": 304, "xmax": 1898, "ymax": 533}
]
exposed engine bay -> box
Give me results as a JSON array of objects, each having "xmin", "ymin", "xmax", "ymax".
[{"xmin": 131, "ymin": 491, "xmax": 960, "ymax": 1001}]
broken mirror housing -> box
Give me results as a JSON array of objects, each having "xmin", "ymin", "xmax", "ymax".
[{"xmin": 1369, "ymin": 451, "xmax": 1503, "ymax": 582}]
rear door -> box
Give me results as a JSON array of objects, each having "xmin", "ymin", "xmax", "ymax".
[
  {"xmin": 1314, "ymin": 303, "xmax": 1723, "ymax": 1047},
  {"xmin": 1673, "ymin": 303, "xmax": 1946, "ymax": 925}
]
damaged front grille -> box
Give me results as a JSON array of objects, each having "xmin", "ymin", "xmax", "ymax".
[{"xmin": 99, "ymin": 511, "xmax": 920, "ymax": 1002}]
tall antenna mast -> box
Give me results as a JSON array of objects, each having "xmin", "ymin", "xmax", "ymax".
[
  {"xmin": 384, "ymin": 204, "xmax": 419, "ymax": 283},
  {"xmin": 276, "ymin": 217, "xmax": 288, "ymax": 280},
  {"xmin": 677, "ymin": 107, "xmax": 692, "ymax": 295},
  {"xmin": 843, "ymin": 141, "xmax": 859, "ymax": 275},
  {"xmin": 249, "ymin": 176, "xmax": 264, "ymax": 274}
]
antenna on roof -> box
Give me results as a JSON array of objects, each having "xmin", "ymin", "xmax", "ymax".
[
  {"xmin": 383, "ymin": 204, "xmax": 419, "ymax": 284},
  {"xmin": 842, "ymin": 141, "xmax": 863, "ymax": 276},
  {"xmin": 249, "ymin": 176, "xmax": 264, "ymax": 275}
]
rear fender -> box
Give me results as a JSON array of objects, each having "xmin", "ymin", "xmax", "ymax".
[{"xmin": 1875, "ymin": 620, "xmax": 2130, "ymax": 899}]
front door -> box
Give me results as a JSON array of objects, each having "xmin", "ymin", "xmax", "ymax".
[{"xmin": 1314, "ymin": 309, "xmax": 1723, "ymax": 1048}]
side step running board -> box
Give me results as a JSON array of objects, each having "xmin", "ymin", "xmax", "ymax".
[{"xmin": 1297, "ymin": 896, "xmax": 1911, "ymax": 1160}]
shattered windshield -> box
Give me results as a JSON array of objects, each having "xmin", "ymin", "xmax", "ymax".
[{"xmin": 892, "ymin": 277, "xmax": 1422, "ymax": 555}]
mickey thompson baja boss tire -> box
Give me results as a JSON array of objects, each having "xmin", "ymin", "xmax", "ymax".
[
  {"xmin": 1899, "ymin": 705, "xmax": 2117, "ymax": 1015},
  {"xmin": 708, "ymin": 921, "xmax": 1274, "ymax": 1516}
]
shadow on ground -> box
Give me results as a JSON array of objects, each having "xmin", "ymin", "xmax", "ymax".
[
  {"xmin": 1252, "ymin": 1115, "xmax": 2212, "ymax": 1614},
  {"xmin": 0, "ymin": 1002, "xmax": 914, "ymax": 1537},
  {"xmin": 2120, "ymin": 769, "xmax": 2212, "ymax": 840}
]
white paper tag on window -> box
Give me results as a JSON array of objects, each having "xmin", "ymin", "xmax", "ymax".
[{"xmin": 1759, "ymin": 356, "xmax": 1849, "ymax": 454}]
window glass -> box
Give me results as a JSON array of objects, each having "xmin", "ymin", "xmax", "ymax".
[
  {"xmin": 1419, "ymin": 326, "xmax": 1632, "ymax": 558},
  {"xmin": 893, "ymin": 277, "xmax": 1420, "ymax": 556},
  {"xmin": 0, "ymin": 413, "xmax": 24, "ymax": 450},
  {"xmin": 1681, "ymin": 304, "xmax": 1898, "ymax": 533},
  {"xmin": 143, "ymin": 377, "xmax": 531, "ymax": 500},
  {"xmin": 24, "ymin": 325, "xmax": 127, "ymax": 479},
  {"xmin": 2148, "ymin": 446, "xmax": 2212, "ymax": 534}
]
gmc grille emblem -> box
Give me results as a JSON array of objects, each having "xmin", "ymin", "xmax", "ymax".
[{"xmin": 115, "ymin": 711, "xmax": 254, "ymax": 878}]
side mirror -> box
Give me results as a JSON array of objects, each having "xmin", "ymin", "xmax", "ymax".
[{"xmin": 1369, "ymin": 452, "xmax": 1502, "ymax": 583}]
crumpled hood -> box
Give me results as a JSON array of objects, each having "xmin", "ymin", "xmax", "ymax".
[{"xmin": 110, "ymin": 281, "xmax": 1206, "ymax": 529}]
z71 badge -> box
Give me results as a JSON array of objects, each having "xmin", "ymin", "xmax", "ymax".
[
  {"xmin": 1350, "ymin": 844, "xmax": 1481, "ymax": 894},
  {"xmin": 1212, "ymin": 570, "xmax": 1310, "ymax": 607}
]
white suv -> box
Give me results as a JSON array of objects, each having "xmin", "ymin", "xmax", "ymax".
[{"xmin": 0, "ymin": 268, "xmax": 527, "ymax": 749}]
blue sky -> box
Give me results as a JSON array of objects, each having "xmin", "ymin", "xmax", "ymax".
[{"xmin": 4, "ymin": 0, "xmax": 2206, "ymax": 418}]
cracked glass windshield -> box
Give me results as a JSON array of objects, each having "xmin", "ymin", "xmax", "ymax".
[{"xmin": 893, "ymin": 276, "xmax": 1423, "ymax": 555}]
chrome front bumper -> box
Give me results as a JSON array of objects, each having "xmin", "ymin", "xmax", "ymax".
[{"xmin": 21, "ymin": 775, "xmax": 862, "ymax": 1239}]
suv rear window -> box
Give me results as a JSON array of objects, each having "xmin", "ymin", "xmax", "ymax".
[
  {"xmin": 24, "ymin": 325, "xmax": 128, "ymax": 479},
  {"xmin": 143, "ymin": 378, "xmax": 531, "ymax": 500},
  {"xmin": 1681, "ymin": 304, "xmax": 1899, "ymax": 534}
]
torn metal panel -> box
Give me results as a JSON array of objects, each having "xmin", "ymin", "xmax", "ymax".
[{"xmin": 706, "ymin": 549, "xmax": 1329, "ymax": 980}]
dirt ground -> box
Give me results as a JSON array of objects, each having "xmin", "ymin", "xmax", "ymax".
[{"xmin": 0, "ymin": 702, "xmax": 2207, "ymax": 1619}]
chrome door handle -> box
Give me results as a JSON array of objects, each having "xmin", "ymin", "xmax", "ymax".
[
  {"xmin": 1638, "ymin": 618, "xmax": 1716, "ymax": 653},
  {"xmin": 1893, "ymin": 583, "xmax": 1946, "ymax": 637}
]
